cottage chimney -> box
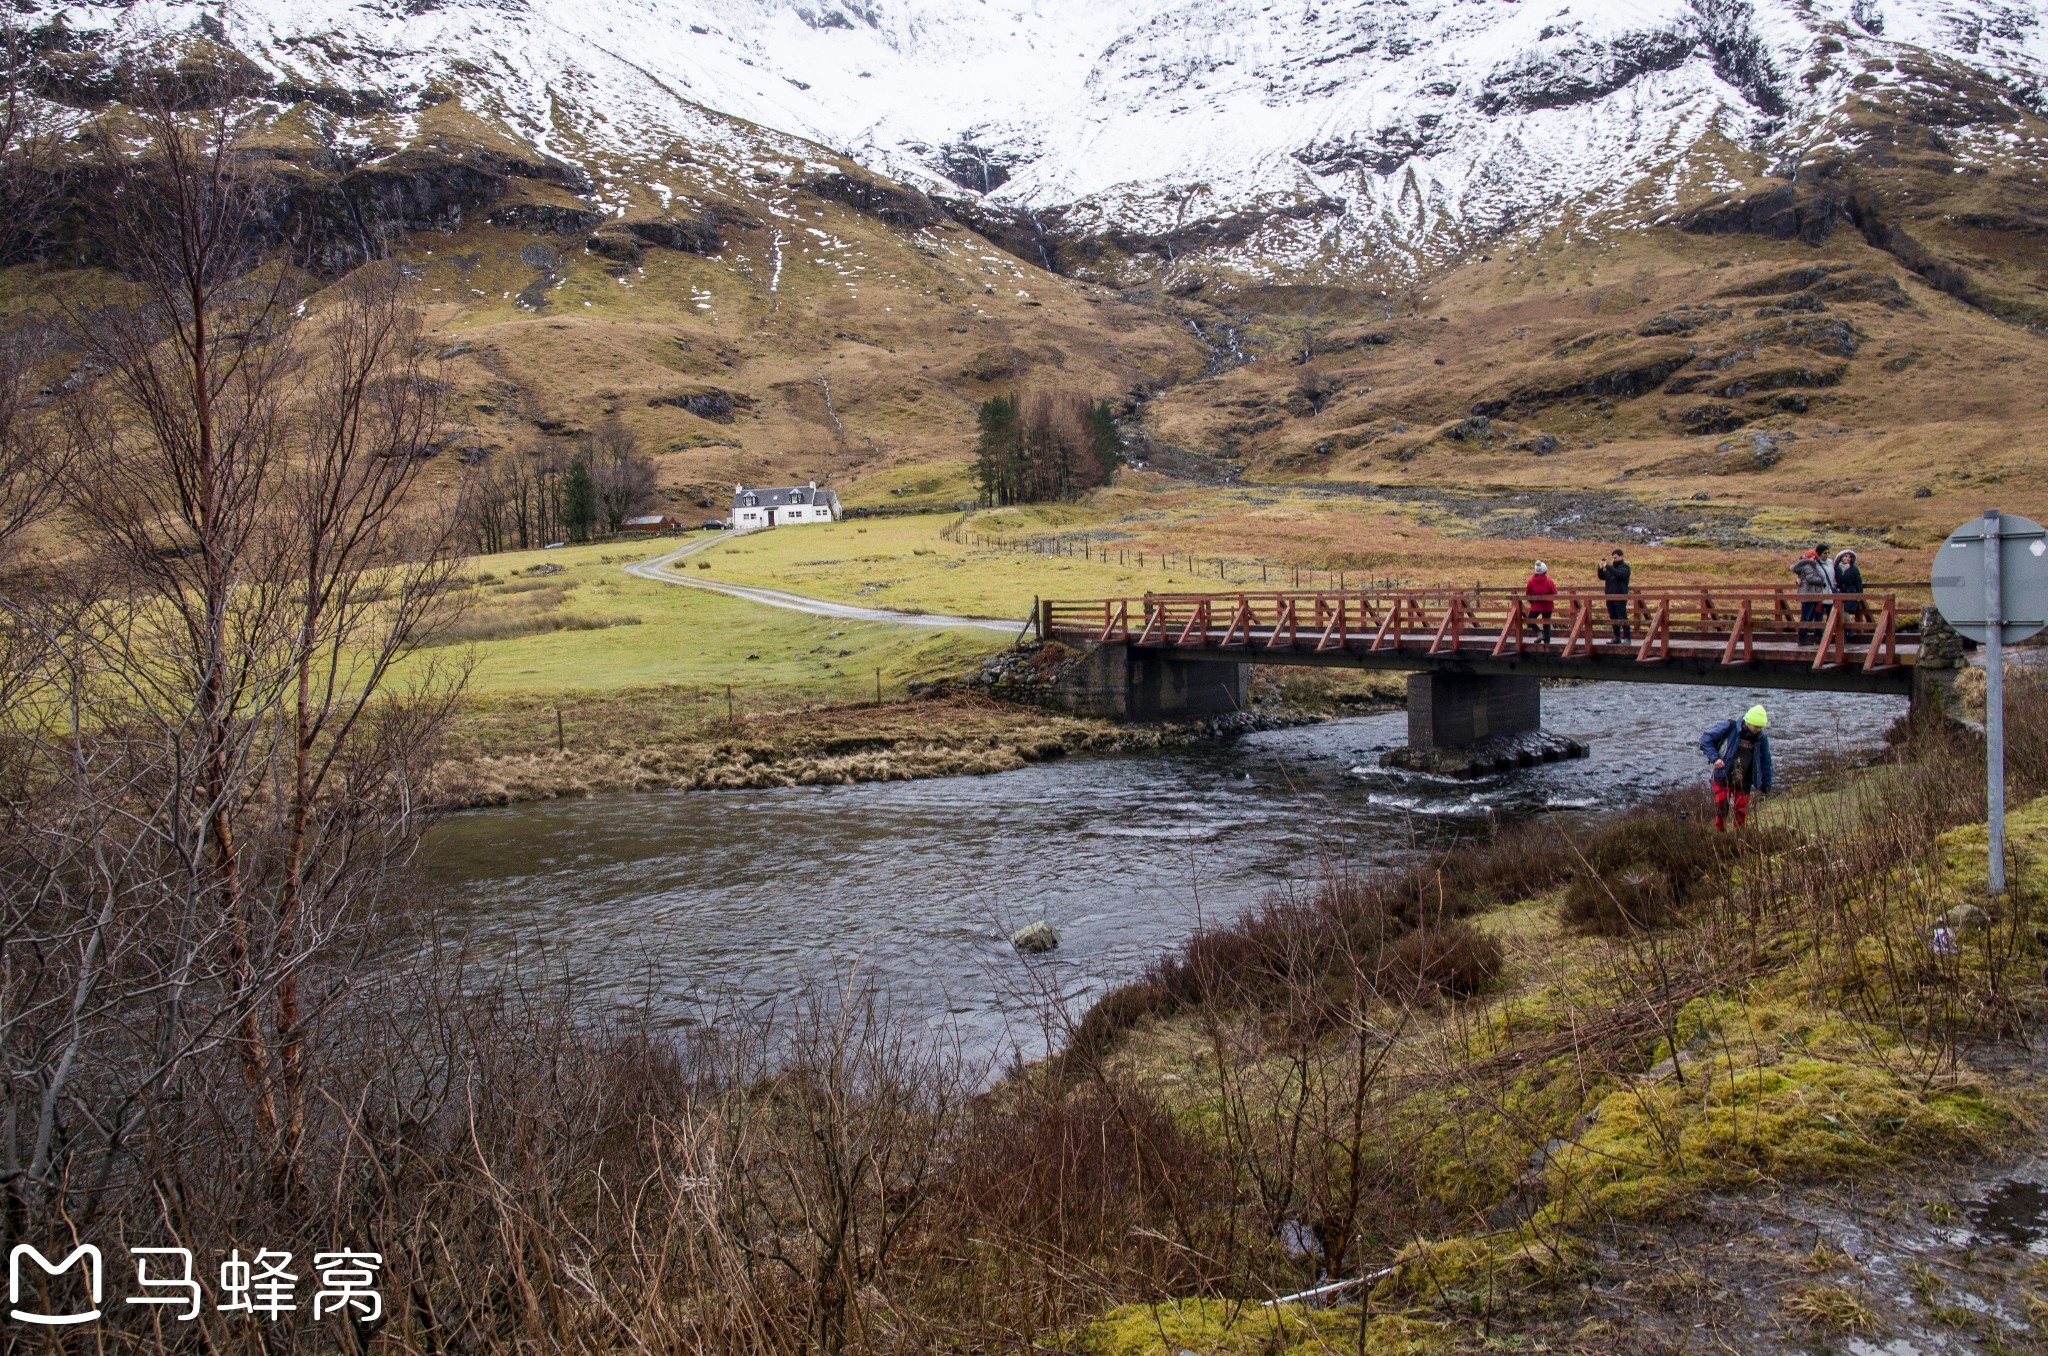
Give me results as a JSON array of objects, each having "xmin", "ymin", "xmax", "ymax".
[{"xmin": 808, "ymin": 480, "xmax": 817, "ymax": 490}]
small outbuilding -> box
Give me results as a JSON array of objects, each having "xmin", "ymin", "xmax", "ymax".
[
  {"xmin": 731, "ymin": 482, "xmax": 841, "ymax": 529},
  {"xmin": 620, "ymin": 513, "xmax": 680, "ymax": 533}
]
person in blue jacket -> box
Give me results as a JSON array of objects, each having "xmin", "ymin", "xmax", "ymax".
[{"xmin": 1699, "ymin": 705, "xmax": 1772, "ymax": 831}]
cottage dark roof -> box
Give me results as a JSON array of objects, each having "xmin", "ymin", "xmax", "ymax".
[{"xmin": 731, "ymin": 484, "xmax": 840, "ymax": 510}]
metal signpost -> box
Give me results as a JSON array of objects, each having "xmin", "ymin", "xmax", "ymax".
[{"xmin": 1930, "ymin": 510, "xmax": 2048, "ymax": 894}]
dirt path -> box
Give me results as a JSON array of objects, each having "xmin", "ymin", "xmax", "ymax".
[{"xmin": 623, "ymin": 533, "xmax": 1028, "ymax": 633}]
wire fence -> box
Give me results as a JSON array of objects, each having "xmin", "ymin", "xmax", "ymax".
[{"xmin": 939, "ymin": 515, "xmax": 1410, "ymax": 593}]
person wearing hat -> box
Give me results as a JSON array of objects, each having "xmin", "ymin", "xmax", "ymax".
[
  {"xmin": 1832, "ymin": 548, "xmax": 1867, "ymax": 622},
  {"xmin": 1698, "ymin": 705, "xmax": 1773, "ymax": 831},
  {"xmin": 1524, "ymin": 560, "xmax": 1558, "ymax": 645}
]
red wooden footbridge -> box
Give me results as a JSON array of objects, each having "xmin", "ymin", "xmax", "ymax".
[
  {"xmin": 1034, "ymin": 583, "xmax": 1930, "ymax": 734},
  {"xmin": 1040, "ymin": 583, "xmax": 1920, "ymax": 689}
]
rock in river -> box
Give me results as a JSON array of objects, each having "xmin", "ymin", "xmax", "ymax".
[
  {"xmin": 1381, "ymin": 730, "xmax": 1590, "ymax": 779},
  {"xmin": 1010, "ymin": 920, "xmax": 1060, "ymax": 954}
]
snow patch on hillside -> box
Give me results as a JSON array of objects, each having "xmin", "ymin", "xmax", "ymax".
[{"xmin": 27, "ymin": 0, "xmax": 2048, "ymax": 262}]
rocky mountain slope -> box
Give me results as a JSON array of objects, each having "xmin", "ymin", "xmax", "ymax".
[
  {"xmin": 25, "ymin": 0, "xmax": 2048, "ymax": 280},
  {"xmin": 7, "ymin": 0, "xmax": 2046, "ymax": 530}
]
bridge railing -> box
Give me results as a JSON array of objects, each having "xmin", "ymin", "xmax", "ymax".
[{"xmin": 1042, "ymin": 584, "xmax": 1922, "ymax": 673}]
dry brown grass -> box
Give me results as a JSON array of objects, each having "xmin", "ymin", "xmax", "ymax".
[
  {"xmin": 434, "ymin": 688, "xmax": 1178, "ymax": 806},
  {"xmin": 1135, "ymin": 221, "xmax": 2047, "ymax": 550}
]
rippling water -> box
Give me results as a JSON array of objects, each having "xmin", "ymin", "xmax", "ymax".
[{"xmin": 421, "ymin": 683, "xmax": 1903, "ymax": 1063}]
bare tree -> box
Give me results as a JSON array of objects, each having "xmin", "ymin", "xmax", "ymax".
[
  {"xmin": 584, "ymin": 412, "xmax": 656, "ymax": 533},
  {"xmin": 0, "ymin": 100, "xmax": 467, "ymax": 1218},
  {"xmin": 267, "ymin": 262, "xmax": 467, "ymax": 1176},
  {"xmin": 459, "ymin": 449, "xmax": 522, "ymax": 554},
  {"xmin": 0, "ymin": 19, "xmax": 61, "ymax": 266}
]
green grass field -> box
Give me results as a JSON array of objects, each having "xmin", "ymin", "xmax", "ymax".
[
  {"xmin": 442, "ymin": 539, "xmax": 1007, "ymax": 701},
  {"xmin": 688, "ymin": 513, "xmax": 1231, "ymax": 617}
]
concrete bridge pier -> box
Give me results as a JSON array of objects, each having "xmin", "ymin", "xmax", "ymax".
[
  {"xmin": 1406, "ymin": 672, "xmax": 1540, "ymax": 750},
  {"xmin": 1055, "ymin": 642, "xmax": 1248, "ymax": 722},
  {"xmin": 1390, "ymin": 671, "xmax": 1585, "ymax": 776}
]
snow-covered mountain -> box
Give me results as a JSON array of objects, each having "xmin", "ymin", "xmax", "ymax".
[{"xmin": 27, "ymin": 0, "xmax": 2048, "ymax": 275}]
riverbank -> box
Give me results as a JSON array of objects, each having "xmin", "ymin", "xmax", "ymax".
[
  {"xmin": 434, "ymin": 616, "xmax": 1406, "ymax": 808},
  {"xmin": 431, "ymin": 682, "xmax": 1375, "ymax": 808},
  {"xmin": 1040, "ymin": 676, "xmax": 2048, "ymax": 1354}
]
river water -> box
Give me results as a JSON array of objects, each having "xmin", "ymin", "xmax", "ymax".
[{"xmin": 422, "ymin": 683, "xmax": 1903, "ymax": 1064}]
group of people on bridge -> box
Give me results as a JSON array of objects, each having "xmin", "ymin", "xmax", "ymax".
[
  {"xmin": 1514, "ymin": 541, "xmax": 1869, "ymax": 649},
  {"xmin": 1792, "ymin": 541, "xmax": 1869, "ymax": 641}
]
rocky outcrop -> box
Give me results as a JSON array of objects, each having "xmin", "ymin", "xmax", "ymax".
[
  {"xmin": 1645, "ymin": 431, "xmax": 1786, "ymax": 476},
  {"xmin": 1637, "ymin": 306, "xmax": 1729, "ymax": 337},
  {"xmin": 586, "ymin": 229, "xmax": 644, "ymax": 266},
  {"xmin": 295, "ymin": 149, "xmax": 522, "ymax": 273},
  {"xmin": 800, "ymin": 171, "xmax": 941, "ymax": 228},
  {"xmin": 329, "ymin": 151, "xmax": 505, "ymax": 233},
  {"xmin": 648, "ymin": 387, "xmax": 756, "ymax": 422},
  {"xmin": 943, "ymin": 194, "xmax": 1341, "ymax": 279},
  {"xmin": 1679, "ymin": 404, "xmax": 1748, "ymax": 435},
  {"xmin": 1472, "ymin": 349, "xmax": 1695, "ymax": 417},
  {"xmin": 1674, "ymin": 182, "xmax": 1843, "ymax": 246},
  {"xmin": 28, "ymin": 27, "xmax": 394, "ymax": 115},
  {"xmin": 624, "ymin": 218, "xmax": 725, "ymax": 254},
  {"xmin": 1718, "ymin": 265, "xmax": 1911, "ymax": 310},
  {"xmin": 1691, "ymin": 0, "xmax": 1788, "ymax": 116},
  {"xmin": 1475, "ymin": 27, "xmax": 1694, "ymax": 115},
  {"xmin": 1736, "ymin": 316, "xmax": 1864, "ymax": 357},
  {"xmin": 585, "ymin": 214, "xmax": 736, "ymax": 268},
  {"xmin": 1663, "ymin": 364, "xmax": 1845, "ymax": 397},
  {"xmin": 488, "ymin": 202, "xmax": 607, "ymax": 234},
  {"xmin": 1381, "ymin": 730, "xmax": 1588, "ymax": 779}
]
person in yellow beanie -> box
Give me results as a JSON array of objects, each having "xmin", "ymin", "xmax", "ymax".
[{"xmin": 1698, "ymin": 705, "xmax": 1772, "ymax": 830}]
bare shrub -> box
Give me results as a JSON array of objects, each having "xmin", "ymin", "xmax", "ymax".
[
  {"xmin": 1560, "ymin": 815, "xmax": 1795, "ymax": 934},
  {"xmin": 1385, "ymin": 920, "xmax": 1504, "ymax": 998}
]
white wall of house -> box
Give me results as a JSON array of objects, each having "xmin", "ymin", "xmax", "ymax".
[{"xmin": 731, "ymin": 490, "xmax": 841, "ymax": 530}]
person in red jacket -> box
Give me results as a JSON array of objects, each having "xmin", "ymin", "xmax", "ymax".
[{"xmin": 1525, "ymin": 560, "xmax": 1558, "ymax": 645}]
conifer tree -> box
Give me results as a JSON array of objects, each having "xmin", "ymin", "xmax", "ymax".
[
  {"xmin": 1087, "ymin": 399, "xmax": 1123, "ymax": 477},
  {"xmin": 973, "ymin": 394, "xmax": 1022, "ymax": 506},
  {"xmin": 563, "ymin": 454, "xmax": 598, "ymax": 541}
]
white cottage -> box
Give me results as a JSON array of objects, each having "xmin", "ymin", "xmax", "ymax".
[{"xmin": 730, "ymin": 482, "xmax": 841, "ymax": 529}]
